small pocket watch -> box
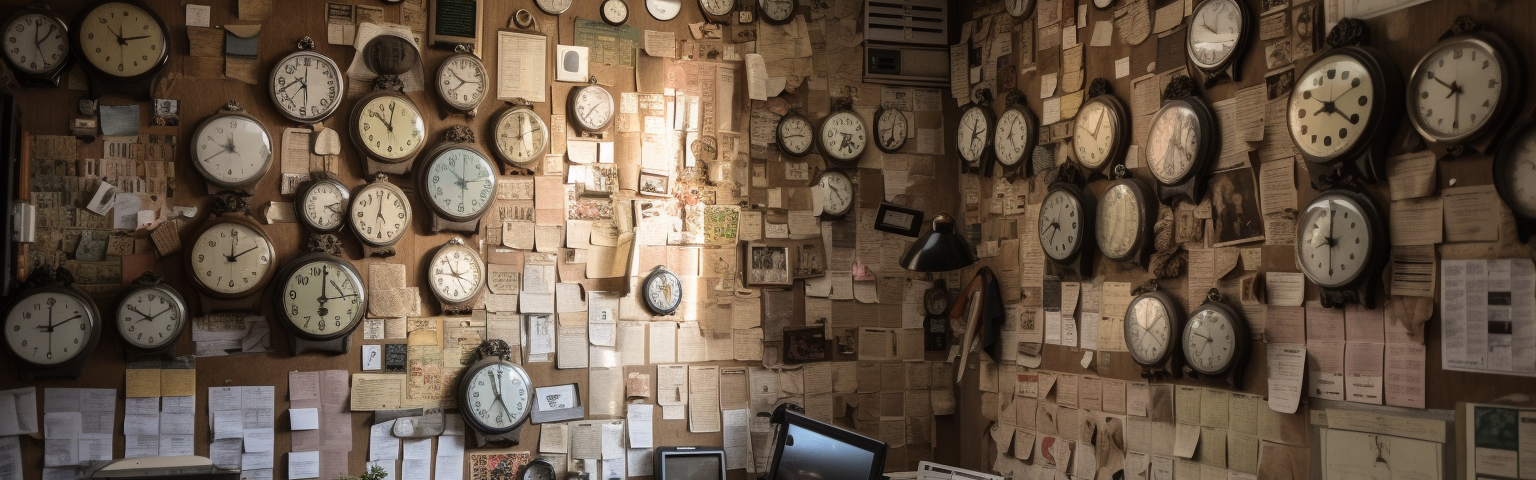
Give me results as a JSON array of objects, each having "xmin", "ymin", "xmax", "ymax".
[
  {"xmin": 818, "ymin": 105, "xmax": 868, "ymax": 168},
  {"xmin": 874, "ymin": 106, "xmax": 909, "ymax": 153},
  {"xmin": 815, "ymin": 169, "xmax": 854, "ymax": 219},
  {"xmin": 186, "ymin": 193, "xmax": 277, "ymax": 312},
  {"xmin": 273, "ymin": 235, "xmax": 366, "ymax": 355},
  {"xmin": 1186, "ymin": 0, "xmax": 1253, "ymax": 88},
  {"xmin": 269, "ymin": 37, "xmax": 344, "ymax": 124},
  {"xmin": 3, "ymin": 267, "xmax": 102, "ymax": 380},
  {"xmin": 349, "ymin": 174, "xmax": 413, "ymax": 257},
  {"xmin": 1124, "ymin": 286, "xmax": 1184, "ymax": 379},
  {"xmin": 1037, "ymin": 165, "xmax": 1096, "ymax": 275},
  {"xmin": 642, "ymin": 266, "xmax": 683, "ymax": 316},
  {"xmin": 567, "ymin": 80, "xmax": 615, "ymax": 135},
  {"xmin": 776, "ymin": 110, "xmax": 814, "ymax": 157},
  {"xmin": 351, "ymin": 34, "xmax": 427, "ymax": 175},
  {"xmin": 427, "ymin": 236, "xmax": 487, "ymax": 315},
  {"xmin": 115, "ymin": 272, "xmax": 188, "ymax": 354},
  {"xmin": 490, "ymin": 100, "xmax": 550, "ymax": 167},
  {"xmin": 994, "ymin": 90, "xmax": 1040, "ymax": 178},
  {"xmin": 1, "ymin": 1, "xmax": 72, "ymax": 87},
  {"xmin": 1096, "ymin": 166, "xmax": 1158, "ymax": 267},
  {"xmin": 957, "ymin": 93, "xmax": 996, "ymax": 176},
  {"xmin": 1145, "ymin": 77, "xmax": 1218, "ymax": 205},
  {"xmin": 295, "ymin": 172, "xmax": 351, "ymax": 234},
  {"xmin": 1181, "ymin": 289, "xmax": 1250, "ymax": 389},
  {"xmin": 1071, "ymin": 81, "xmax": 1129, "ymax": 177},
  {"xmin": 191, "ymin": 101, "xmax": 274, "ymax": 193},
  {"xmin": 418, "ymin": 126, "xmax": 499, "ymax": 233},
  {"xmin": 1287, "ymin": 19, "xmax": 1402, "ymax": 189},
  {"xmin": 435, "ymin": 48, "xmax": 489, "ymax": 119},
  {"xmin": 458, "ymin": 340, "xmax": 534, "ymax": 447},
  {"xmin": 1294, "ymin": 189, "xmax": 1388, "ymax": 309},
  {"xmin": 1405, "ymin": 17, "xmax": 1523, "ymax": 157}
]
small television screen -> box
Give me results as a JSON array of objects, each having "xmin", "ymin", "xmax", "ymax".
[
  {"xmin": 767, "ymin": 410, "xmax": 887, "ymax": 480},
  {"xmin": 656, "ymin": 446, "xmax": 726, "ymax": 480}
]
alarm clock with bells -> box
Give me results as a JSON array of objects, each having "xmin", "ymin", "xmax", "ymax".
[
  {"xmin": 1287, "ymin": 18, "xmax": 1402, "ymax": 189},
  {"xmin": 417, "ymin": 126, "xmax": 498, "ymax": 233},
  {"xmin": 349, "ymin": 174, "xmax": 413, "ymax": 257},
  {"xmin": 923, "ymin": 280, "xmax": 951, "ymax": 351},
  {"xmin": 190, "ymin": 101, "xmax": 274, "ymax": 194},
  {"xmin": 1295, "ymin": 189, "xmax": 1388, "ymax": 309},
  {"xmin": 491, "ymin": 100, "xmax": 550, "ymax": 168},
  {"xmin": 186, "ymin": 193, "xmax": 277, "ymax": 314},
  {"xmin": 457, "ymin": 339, "xmax": 534, "ymax": 447},
  {"xmin": 435, "ymin": 48, "xmax": 489, "ymax": 119},
  {"xmin": 874, "ymin": 106, "xmax": 909, "ymax": 153},
  {"xmin": 1405, "ymin": 17, "xmax": 1523, "ymax": 157},
  {"xmin": 818, "ymin": 105, "xmax": 869, "ymax": 168},
  {"xmin": 3, "ymin": 267, "xmax": 102, "ymax": 380},
  {"xmin": 1124, "ymin": 287, "xmax": 1185, "ymax": 379},
  {"xmin": 269, "ymin": 37, "xmax": 344, "ymax": 124},
  {"xmin": 1037, "ymin": 165, "xmax": 1096, "ymax": 275},
  {"xmin": 1097, "ymin": 166, "xmax": 1158, "ymax": 267},
  {"xmin": 115, "ymin": 272, "xmax": 188, "ymax": 355},
  {"xmin": 815, "ymin": 169, "xmax": 855, "ymax": 219},
  {"xmin": 273, "ymin": 235, "xmax": 366, "ymax": 355},
  {"xmin": 0, "ymin": 1, "xmax": 72, "ymax": 87},
  {"xmin": 1071, "ymin": 81, "xmax": 1129, "ymax": 177},
  {"xmin": 426, "ymin": 236, "xmax": 487, "ymax": 316},
  {"xmin": 1494, "ymin": 117, "xmax": 1536, "ymax": 243},
  {"xmin": 567, "ymin": 80, "xmax": 615, "ymax": 136},
  {"xmin": 776, "ymin": 110, "xmax": 814, "ymax": 157},
  {"xmin": 350, "ymin": 33, "xmax": 427, "ymax": 175},
  {"xmin": 73, "ymin": 0, "xmax": 170, "ymax": 99},
  {"xmin": 642, "ymin": 266, "xmax": 683, "ymax": 316},
  {"xmin": 1186, "ymin": 0, "xmax": 1253, "ymax": 88},
  {"xmin": 1181, "ymin": 289, "xmax": 1251, "ymax": 389},
  {"xmin": 956, "ymin": 92, "xmax": 996, "ymax": 176},
  {"xmin": 1145, "ymin": 77, "xmax": 1219, "ymax": 205},
  {"xmin": 295, "ymin": 172, "xmax": 351, "ymax": 234},
  {"xmin": 994, "ymin": 90, "xmax": 1039, "ymax": 178}
]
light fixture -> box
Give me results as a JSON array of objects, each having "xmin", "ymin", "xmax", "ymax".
[{"xmin": 899, "ymin": 213, "xmax": 977, "ymax": 272}]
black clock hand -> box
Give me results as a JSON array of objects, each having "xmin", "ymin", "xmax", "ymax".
[
  {"xmin": 127, "ymin": 304, "xmax": 153, "ymax": 322},
  {"xmin": 50, "ymin": 314, "xmax": 81, "ymax": 329},
  {"xmin": 121, "ymin": 35, "xmax": 152, "ymax": 42},
  {"xmin": 232, "ymin": 246, "xmax": 260, "ymax": 259},
  {"xmin": 1429, "ymin": 75, "xmax": 1453, "ymax": 92}
]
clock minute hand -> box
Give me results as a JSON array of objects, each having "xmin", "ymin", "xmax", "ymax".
[{"xmin": 121, "ymin": 35, "xmax": 152, "ymax": 42}]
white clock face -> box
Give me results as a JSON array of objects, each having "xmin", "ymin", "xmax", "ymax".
[
  {"xmin": 117, "ymin": 287, "xmax": 183, "ymax": 349},
  {"xmin": 1187, "ymin": 0, "xmax": 1243, "ymax": 69},
  {"xmin": 190, "ymin": 223, "xmax": 274, "ymax": 296},
  {"xmin": 1125, "ymin": 295, "xmax": 1172, "ymax": 365},
  {"xmin": 350, "ymin": 184, "xmax": 410, "ymax": 246},
  {"xmin": 876, "ymin": 109, "xmax": 909, "ymax": 152},
  {"xmin": 194, "ymin": 115, "xmax": 273, "ymax": 187},
  {"xmin": 603, "ymin": 0, "xmax": 630, "ymax": 24},
  {"xmin": 355, "ymin": 95, "xmax": 425, "ymax": 161},
  {"xmin": 1094, "ymin": 0, "xmax": 1114, "ymax": 7},
  {"xmin": 777, "ymin": 114, "xmax": 813, "ymax": 156},
  {"xmin": 1184, "ymin": 308, "xmax": 1237, "ymax": 373},
  {"xmin": 957, "ymin": 106, "xmax": 991, "ymax": 162},
  {"xmin": 431, "ymin": 245, "xmax": 484, "ymax": 304},
  {"xmin": 700, "ymin": 0, "xmax": 733, "ymax": 16},
  {"xmin": 300, "ymin": 181, "xmax": 348, "ymax": 232},
  {"xmin": 493, "ymin": 109, "xmax": 549, "ymax": 165},
  {"xmin": 1146, "ymin": 104, "xmax": 1201, "ymax": 184},
  {"xmin": 271, "ymin": 52, "xmax": 343, "ymax": 123},
  {"xmin": 1097, "ymin": 183, "xmax": 1142, "ymax": 259},
  {"xmin": 1297, "ymin": 196, "xmax": 1373, "ymax": 288},
  {"xmin": 819, "ymin": 111, "xmax": 868, "ymax": 162},
  {"xmin": 4, "ymin": 13, "xmax": 68, "ymax": 75},
  {"xmin": 1497, "ymin": 130, "xmax": 1536, "ymax": 217},
  {"xmin": 77, "ymin": 2, "xmax": 165, "ymax": 78},
  {"xmin": 817, "ymin": 172, "xmax": 853, "ymax": 216},
  {"xmin": 6, "ymin": 291, "xmax": 94, "ymax": 365},
  {"xmin": 279, "ymin": 259, "xmax": 362, "ymax": 338},
  {"xmin": 760, "ymin": 0, "xmax": 794, "ymax": 21},
  {"xmin": 1289, "ymin": 54, "xmax": 1375, "ymax": 160},
  {"xmin": 437, "ymin": 55, "xmax": 488, "ymax": 111},
  {"xmin": 570, "ymin": 86, "xmax": 615, "ymax": 132},
  {"xmin": 465, "ymin": 364, "xmax": 531, "ymax": 430},
  {"xmin": 995, "ymin": 108, "xmax": 1034, "ymax": 166},
  {"xmin": 1006, "ymin": 0, "xmax": 1034, "ymax": 17},
  {"xmin": 1409, "ymin": 38, "xmax": 1505, "ymax": 142},
  {"xmin": 1073, "ymin": 99, "xmax": 1118, "ymax": 169},
  {"xmin": 535, "ymin": 0, "xmax": 573, "ymax": 14},
  {"xmin": 646, "ymin": 271, "xmax": 683, "ymax": 312},
  {"xmin": 423, "ymin": 147, "xmax": 497, "ymax": 221},
  {"xmin": 1038, "ymin": 190, "xmax": 1084, "ymax": 262},
  {"xmin": 648, "ymin": 0, "xmax": 683, "ymax": 20}
]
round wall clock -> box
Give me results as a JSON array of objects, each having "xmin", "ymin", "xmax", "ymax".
[
  {"xmin": 1406, "ymin": 26, "xmax": 1522, "ymax": 155},
  {"xmin": 642, "ymin": 266, "xmax": 683, "ymax": 315},
  {"xmin": 458, "ymin": 340, "xmax": 533, "ymax": 446},
  {"xmin": 1182, "ymin": 290, "xmax": 1251, "ymax": 388},
  {"xmin": 491, "ymin": 104, "xmax": 549, "ymax": 167},
  {"xmin": 349, "ymin": 174, "xmax": 412, "ymax": 257},
  {"xmin": 116, "ymin": 273, "xmax": 188, "ymax": 353},
  {"xmin": 1124, "ymin": 290, "xmax": 1184, "ymax": 376},
  {"xmin": 1186, "ymin": 0, "xmax": 1252, "ymax": 87},
  {"xmin": 759, "ymin": 0, "xmax": 795, "ymax": 24},
  {"xmin": 776, "ymin": 111, "xmax": 814, "ymax": 157},
  {"xmin": 1038, "ymin": 184, "xmax": 1096, "ymax": 269},
  {"xmin": 274, "ymin": 251, "xmax": 366, "ymax": 354},
  {"xmin": 875, "ymin": 106, "xmax": 909, "ymax": 153},
  {"xmin": 648, "ymin": 0, "xmax": 683, "ymax": 21},
  {"xmin": 3, "ymin": 284, "xmax": 101, "ymax": 379},
  {"xmin": 427, "ymin": 236, "xmax": 487, "ymax": 315},
  {"xmin": 296, "ymin": 174, "xmax": 350, "ymax": 234},
  {"xmin": 567, "ymin": 83, "xmax": 615, "ymax": 134},
  {"xmin": 1, "ymin": 3, "xmax": 71, "ymax": 87},
  {"xmin": 1071, "ymin": 94, "xmax": 1129, "ymax": 174},
  {"xmin": 1096, "ymin": 176, "xmax": 1157, "ymax": 266},
  {"xmin": 417, "ymin": 144, "xmax": 498, "ymax": 233},
  {"xmin": 350, "ymin": 92, "xmax": 427, "ymax": 174},
  {"xmin": 818, "ymin": 109, "xmax": 868, "ymax": 167},
  {"xmin": 73, "ymin": 0, "xmax": 169, "ymax": 95},
  {"xmin": 1287, "ymin": 44, "xmax": 1402, "ymax": 188},
  {"xmin": 534, "ymin": 0, "xmax": 572, "ymax": 15},
  {"xmin": 816, "ymin": 169, "xmax": 854, "ymax": 219},
  {"xmin": 994, "ymin": 101, "xmax": 1039, "ymax": 176},
  {"xmin": 270, "ymin": 38, "xmax": 344, "ymax": 124},
  {"xmin": 1145, "ymin": 96, "xmax": 1218, "ymax": 205},
  {"xmin": 435, "ymin": 52, "xmax": 489, "ymax": 117},
  {"xmin": 1494, "ymin": 117, "xmax": 1536, "ymax": 243},
  {"xmin": 191, "ymin": 101, "xmax": 274, "ymax": 192},
  {"xmin": 187, "ymin": 216, "xmax": 276, "ymax": 300},
  {"xmin": 1295, "ymin": 190, "xmax": 1387, "ymax": 309},
  {"xmin": 602, "ymin": 0, "xmax": 630, "ymax": 25},
  {"xmin": 1005, "ymin": 0, "xmax": 1035, "ymax": 18},
  {"xmin": 957, "ymin": 102, "xmax": 995, "ymax": 175},
  {"xmin": 1094, "ymin": 0, "xmax": 1115, "ymax": 8},
  {"xmin": 699, "ymin": 0, "xmax": 733, "ymax": 22}
]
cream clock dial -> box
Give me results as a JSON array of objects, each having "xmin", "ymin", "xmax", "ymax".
[
  {"xmin": 1183, "ymin": 307, "xmax": 1239, "ymax": 374},
  {"xmin": 648, "ymin": 0, "xmax": 683, "ymax": 21},
  {"xmin": 298, "ymin": 178, "xmax": 350, "ymax": 233},
  {"xmin": 1005, "ymin": 0, "xmax": 1034, "ymax": 18},
  {"xmin": 192, "ymin": 111, "xmax": 273, "ymax": 188},
  {"xmin": 994, "ymin": 106, "xmax": 1037, "ymax": 168},
  {"xmin": 270, "ymin": 50, "xmax": 344, "ymax": 123},
  {"xmin": 776, "ymin": 112, "xmax": 814, "ymax": 157},
  {"xmin": 875, "ymin": 107, "xmax": 909, "ymax": 153},
  {"xmin": 818, "ymin": 110, "xmax": 868, "ymax": 165},
  {"xmin": 1407, "ymin": 35, "xmax": 1512, "ymax": 144},
  {"xmin": 4, "ymin": 289, "xmax": 97, "ymax": 365},
  {"xmin": 190, "ymin": 223, "xmax": 275, "ymax": 297},
  {"xmin": 420, "ymin": 147, "xmax": 498, "ymax": 223},
  {"xmin": 1038, "ymin": 189, "xmax": 1086, "ymax": 263},
  {"xmin": 1096, "ymin": 182, "xmax": 1142, "ymax": 260},
  {"xmin": 492, "ymin": 107, "xmax": 549, "ymax": 166},
  {"xmin": 429, "ymin": 240, "xmax": 486, "ymax": 305},
  {"xmin": 1124, "ymin": 293, "xmax": 1178, "ymax": 366},
  {"xmin": 957, "ymin": 105, "xmax": 992, "ymax": 165},
  {"xmin": 1072, "ymin": 98, "xmax": 1120, "ymax": 170},
  {"xmin": 350, "ymin": 179, "xmax": 412, "ymax": 247},
  {"xmin": 602, "ymin": 0, "xmax": 630, "ymax": 25},
  {"xmin": 460, "ymin": 361, "xmax": 532, "ymax": 432},
  {"xmin": 1187, "ymin": 0, "xmax": 1244, "ymax": 70},
  {"xmin": 3, "ymin": 12, "xmax": 69, "ymax": 76},
  {"xmin": 115, "ymin": 284, "xmax": 187, "ymax": 350},
  {"xmin": 699, "ymin": 0, "xmax": 733, "ymax": 20},
  {"xmin": 1288, "ymin": 54, "xmax": 1376, "ymax": 160},
  {"xmin": 75, "ymin": 2, "xmax": 167, "ymax": 79},
  {"xmin": 535, "ymin": 0, "xmax": 573, "ymax": 15},
  {"xmin": 437, "ymin": 53, "xmax": 488, "ymax": 112},
  {"xmin": 642, "ymin": 267, "xmax": 684, "ymax": 315},
  {"xmin": 277, "ymin": 256, "xmax": 364, "ymax": 339},
  {"xmin": 760, "ymin": 0, "xmax": 795, "ymax": 23},
  {"xmin": 1296, "ymin": 194, "xmax": 1375, "ymax": 288},
  {"xmin": 354, "ymin": 95, "xmax": 426, "ymax": 162},
  {"xmin": 568, "ymin": 85, "xmax": 615, "ymax": 133},
  {"xmin": 817, "ymin": 170, "xmax": 854, "ymax": 218},
  {"xmin": 1146, "ymin": 102, "xmax": 1202, "ymax": 185}
]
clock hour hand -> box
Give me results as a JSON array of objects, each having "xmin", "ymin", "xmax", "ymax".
[{"xmin": 127, "ymin": 304, "xmax": 154, "ymax": 322}]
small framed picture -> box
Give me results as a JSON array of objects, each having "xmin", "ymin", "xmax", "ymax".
[
  {"xmin": 874, "ymin": 202, "xmax": 924, "ymax": 237},
  {"xmin": 555, "ymin": 45, "xmax": 589, "ymax": 83},
  {"xmin": 637, "ymin": 169, "xmax": 670, "ymax": 197},
  {"xmin": 743, "ymin": 242, "xmax": 793, "ymax": 287},
  {"xmin": 782, "ymin": 325, "xmax": 829, "ymax": 364}
]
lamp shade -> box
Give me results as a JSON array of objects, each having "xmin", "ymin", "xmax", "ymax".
[{"xmin": 899, "ymin": 213, "xmax": 978, "ymax": 272}]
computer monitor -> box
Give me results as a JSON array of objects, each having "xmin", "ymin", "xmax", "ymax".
[
  {"xmin": 655, "ymin": 446, "xmax": 726, "ymax": 480},
  {"xmin": 766, "ymin": 409, "xmax": 888, "ymax": 480}
]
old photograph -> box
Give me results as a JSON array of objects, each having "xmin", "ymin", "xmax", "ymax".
[{"xmin": 1210, "ymin": 167, "xmax": 1266, "ymax": 247}]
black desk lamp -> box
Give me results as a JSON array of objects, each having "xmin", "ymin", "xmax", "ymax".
[{"xmin": 898, "ymin": 213, "xmax": 977, "ymax": 272}]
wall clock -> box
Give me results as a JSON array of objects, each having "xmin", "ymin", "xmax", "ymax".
[
  {"xmin": 1181, "ymin": 289, "xmax": 1250, "ymax": 389},
  {"xmin": 776, "ymin": 111, "xmax": 814, "ymax": 157},
  {"xmin": 567, "ymin": 83, "xmax": 615, "ymax": 135},
  {"xmin": 1295, "ymin": 189, "xmax": 1387, "ymax": 309},
  {"xmin": 274, "ymin": 239, "xmax": 366, "ymax": 355},
  {"xmin": 3, "ymin": 273, "xmax": 101, "ymax": 380},
  {"xmin": 73, "ymin": 0, "xmax": 169, "ymax": 99},
  {"xmin": 186, "ymin": 194, "xmax": 276, "ymax": 313},
  {"xmin": 1071, "ymin": 92, "xmax": 1129, "ymax": 176},
  {"xmin": 296, "ymin": 173, "xmax": 351, "ymax": 234},
  {"xmin": 648, "ymin": 0, "xmax": 682, "ymax": 21},
  {"xmin": 874, "ymin": 106, "xmax": 908, "ymax": 153},
  {"xmin": 269, "ymin": 37, "xmax": 344, "ymax": 124},
  {"xmin": 352, "ymin": 34, "xmax": 426, "ymax": 175},
  {"xmin": 349, "ymin": 174, "xmax": 412, "ymax": 257},
  {"xmin": 115, "ymin": 272, "xmax": 187, "ymax": 354},
  {"xmin": 815, "ymin": 169, "xmax": 854, "ymax": 219},
  {"xmin": 418, "ymin": 131, "xmax": 498, "ymax": 233},
  {"xmin": 1093, "ymin": 0, "xmax": 1115, "ymax": 8},
  {"xmin": 1287, "ymin": 20, "xmax": 1402, "ymax": 189},
  {"xmin": 818, "ymin": 108, "xmax": 868, "ymax": 168},
  {"xmin": 191, "ymin": 101, "xmax": 274, "ymax": 193},
  {"xmin": 994, "ymin": 93, "xmax": 1039, "ymax": 177},
  {"xmin": 1494, "ymin": 117, "xmax": 1536, "ymax": 243},
  {"xmin": 698, "ymin": 0, "xmax": 733, "ymax": 22},
  {"xmin": 534, "ymin": 0, "xmax": 572, "ymax": 15},
  {"xmin": 1037, "ymin": 167, "xmax": 1096, "ymax": 274},
  {"xmin": 1124, "ymin": 289, "xmax": 1184, "ymax": 379},
  {"xmin": 427, "ymin": 236, "xmax": 487, "ymax": 315},
  {"xmin": 458, "ymin": 340, "xmax": 533, "ymax": 447},
  {"xmin": 491, "ymin": 102, "xmax": 549, "ymax": 167},
  {"xmin": 759, "ymin": 0, "xmax": 795, "ymax": 24},
  {"xmin": 518, "ymin": 458, "xmax": 557, "ymax": 480},
  {"xmin": 1406, "ymin": 20, "xmax": 1522, "ymax": 157},
  {"xmin": 923, "ymin": 281, "xmax": 951, "ymax": 351},
  {"xmin": 1096, "ymin": 170, "xmax": 1157, "ymax": 267},
  {"xmin": 957, "ymin": 100, "xmax": 995, "ymax": 176},
  {"xmin": 1, "ymin": 2, "xmax": 71, "ymax": 87},
  {"xmin": 1005, "ymin": 0, "xmax": 1034, "ymax": 18},
  {"xmin": 602, "ymin": 0, "xmax": 630, "ymax": 25},
  {"xmin": 1186, "ymin": 0, "xmax": 1252, "ymax": 88},
  {"xmin": 435, "ymin": 51, "xmax": 488, "ymax": 118},
  {"xmin": 1146, "ymin": 94, "xmax": 1218, "ymax": 205},
  {"xmin": 642, "ymin": 266, "xmax": 683, "ymax": 316}
]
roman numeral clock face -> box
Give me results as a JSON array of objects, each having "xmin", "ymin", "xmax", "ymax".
[
  {"xmin": 1409, "ymin": 38, "xmax": 1506, "ymax": 143},
  {"xmin": 1288, "ymin": 55, "xmax": 1376, "ymax": 160}
]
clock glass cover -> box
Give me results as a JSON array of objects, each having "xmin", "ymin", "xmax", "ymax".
[
  {"xmin": 995, "ymin": 106, "xmax": 1037, "ymax": 167},
  {"xmin": 1124, "ymin": 293, "xmax": 1175, "ymax": 366},
  {"xmin": 299, "ymin": 178, "xmax": 350, "ymax": 233},
  {"xmin": 462, "ymin": 361, "xmax": 533, "ymax": 433},
  {"xmin": 437, "ymin": 53, "xmax": 488, "ymax": 112},
  {"xmin": 492, "ymin": 107, "xmax": 549, "ymax": 166},
  {"xmin": 76, "ymin": 2, "xmax": 167, "ymax": 79},
  {"xmin": 1288, "ymin": 52, "xmax": 1376, "ymax": 160},
  {"xmin": 818, "ymin": 110, "xmax": 868, "ymax": 163},
  {"xmin": 421, "ymin": 147, "xmax": 497, "ymax": 222},
  {"xmin": 277, "ymin": 257, "xmax": 364, "ymax": 339},
  {"xmin": 5, "ymin": 289, "xmax": 96, "ymax": 365},
  {"xmin": 648, "ymin": 0, "xmax": 683, "ymax": 21},
  {"xmin": 1096, "ymin": 182, "xmax": 1143, "ymax": 260},
  {"xmin": 1494, "ymin": 120, "xmax": 1536, "ymax": 219},
  {"xmin": 760, "ymin": 0, "xmax": 795, "ymax": 22},
  {"xmin": 3, "ymin": 13, "xmax": 69, "ymax": 76},
  {"xmin": 1183, "ymin": 306, "xmax": 1239, "ymax": 374},
  {"xmin": 1145, "ymin": 101, "xmax": 1202, "ymax": 185},
  {"xmin": 875, "ymin": 107, "xmax": 909, "ymax": 153},
  {"xmin": 1295, "ymin": 193, "xmax": 1375, "ymax": 288},
  {"xmin": 429, "ymin": 241, "xmax": 485, "ymax": 304},
  {"xmin": 116, "ymin": 285, "xmax": 186, "ymax": 350},
  {"xmin": 1072, "ymin": 98, "xmax": 1120, "ymax": 170},
  {"xmin": 957, "ymin": 105, "xmax": 992, "ymax": 164},
  {"xmin": 189, "ymin": 223, "xmax": 275, "ymax": 296},
  {"xmin": 535, "ymin": 0, "xmax": 573, "ymax": 15},
  {"xmin": 817, "ymin": 170, "xmax": 854, "ymax": 217},
  {"xmin": 192, "ymin": 113, "xmax": 273, "ymax": 188},
  {"xmin": 270, "ymin": 51, "xmax": 344, "ymax": 123},
  {"xmin": 569, "ymin": 85, "xmax": 615, "ymax": 133},
  {"xmin": 1187, "ymin": 0, "xmax": 1244, "ymax": 70},
  {"xmin": 1038, "ymin": 189, "xmax": 1085, "ymax": 262},
  {"xmin": 1407, "ymin": 36, "xmax": 1509, "ymax": 144},
  {"xmin": 350, "ymin": 181, "xmax": 412, "ymax": 246},
  {"xmin": 643, "ymin": 268, "xmax": 683, "ymax": 315},
  {"xmin": 776, "ymin": 112, "xmax": 814, "ymax": 157}
]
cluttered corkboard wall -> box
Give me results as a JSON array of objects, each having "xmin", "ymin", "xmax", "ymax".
[
  {"xmin": 944, "ymin": 0, "xmax": 1536, "ymax": 476},
  {"xmin": 0, "ymin": 0, "xmax": 962, "ymax": 479}
]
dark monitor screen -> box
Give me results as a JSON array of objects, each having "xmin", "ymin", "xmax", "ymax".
[
  {"xmin": 656, "ymin": 447, "xmax": 726, "ymax": 480},
  {"xmin": 767, "ymin": 410, "xmax": 887, "ymax": 480}
]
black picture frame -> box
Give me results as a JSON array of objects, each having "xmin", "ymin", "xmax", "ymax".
[
  {"xmin": 783, "ymin": 325, "xmax": 829, "ymax": 364},
  {"xmin": 873, "ymin": 203, "xmax": 924, "ymax": 237},
  {"xmin": 429, "ymin": 0, "xmax": 481, "ymax": 52}
]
